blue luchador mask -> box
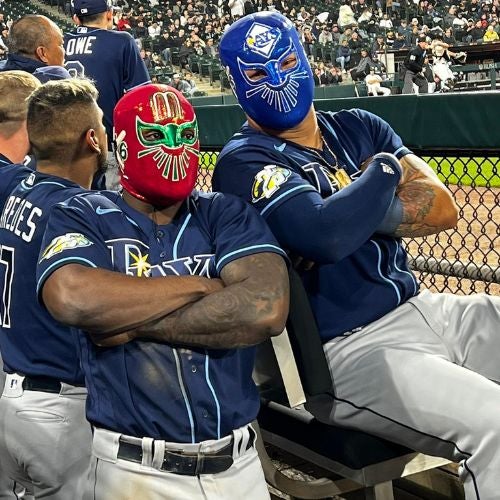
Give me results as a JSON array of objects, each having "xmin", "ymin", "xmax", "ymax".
[{"xmin": 219, "ymin": 12, "xmax": 314, "ymax": 130}]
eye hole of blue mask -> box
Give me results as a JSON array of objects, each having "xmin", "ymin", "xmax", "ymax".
[{"xmin": 239, "ymin": 51, "xmax": 299, "ymax": 87}]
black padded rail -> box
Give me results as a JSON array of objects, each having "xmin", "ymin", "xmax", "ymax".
[{"xmin": 258, "ymin": 401, "xmax": 411, "ymax": 470}]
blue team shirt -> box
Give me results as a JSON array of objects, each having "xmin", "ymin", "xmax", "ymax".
[
  {"xmin": 64, "ymin": 27, "xmax": 150, "ymax": 145},
  {"xmin": 36, "ymin": 190, "xmax": 286, "ymax": 442},
  {"xmin": 213, "ymin": 109, "xmax": 420, "ymax": 341},
  {"xmin": 0, "ymin": 166, "xmax": 85, "ymax": 384}
]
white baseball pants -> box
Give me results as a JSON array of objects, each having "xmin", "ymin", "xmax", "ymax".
[
  {"xmin": 308, "ymin": 290, "xmax": 500, "ymax": 500},
  {"xmin": 0, "ymin": 374, "xmax": 92, "ymax": 499}
]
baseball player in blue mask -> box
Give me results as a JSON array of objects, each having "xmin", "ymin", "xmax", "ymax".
[
  {"xmin": 221, "ymin": 12, "xmax": 314, "ymax": 130},
  {"xmin": 214, "ymin": 11, "xmax": 500, "ymax": 499}
]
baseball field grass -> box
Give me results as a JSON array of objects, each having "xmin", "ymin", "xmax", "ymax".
[
  {"xmin": 200, "ymin": 154, "xmax": 500, "ymax": 188},
  {"xmin": 427, "ymin": 157, "xmax": 500, "ymax": 188}
]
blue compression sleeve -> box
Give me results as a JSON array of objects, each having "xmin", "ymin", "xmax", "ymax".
[
  {"xmin": 266, "ymin": 153, "xmax": 402, "ymax": 263},
  {"xmin": 376, "ymin": 196, "xmax": 403, "ymax": 235}
]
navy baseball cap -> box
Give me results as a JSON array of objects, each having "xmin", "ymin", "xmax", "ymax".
[{"xmin": 72, "ymin": 0, "xmax": 113, "ymax": 16}]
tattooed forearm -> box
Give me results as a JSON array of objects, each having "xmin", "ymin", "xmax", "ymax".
[
  {"xmin": 393, "ymin": 155, "xmax": 458, "ymax": 237},
  {"xmin": 136, "ymin": 253, "xmax": 289, "ymax": 349},
  {"xmin": 394, "ymin": 181, "xmax": 439, "ymax": 237}
]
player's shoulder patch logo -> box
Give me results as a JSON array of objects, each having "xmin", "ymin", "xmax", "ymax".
[
  {"xmin": 245, "ymin": 23, "xmax": 281, "ymax": 57},
  {"xmin": 252, "ymin": 165, "xmax": 291, "ymax": 203},
  {"xmin": 40, "ymin": 233, "xmax": 93, "ymax": 261}
]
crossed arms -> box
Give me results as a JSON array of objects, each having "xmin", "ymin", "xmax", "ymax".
[{"xmin": 41, "ymin": 252, "xmax": 289, "ymax": 349}]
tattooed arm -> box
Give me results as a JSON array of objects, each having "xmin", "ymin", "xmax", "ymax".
[
  {"xmin": 392, "ymin": 154, "xmax": 458, "ymax": 237},
  {"xmin": 92, "ymin": 252, "xmax": 290, "ymax": 349}
]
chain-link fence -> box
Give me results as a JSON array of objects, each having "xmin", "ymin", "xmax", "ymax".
[{"xmin": 198, "ymin": 149, "xmax": 499, "ymax": 296}]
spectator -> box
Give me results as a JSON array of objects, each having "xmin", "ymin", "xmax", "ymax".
[
  {"xmin": 318, "ymin": 25, "xmax": 333, "ymax": 45},
  {"xmin": 339, "ymin": 26, "xmax": 352, "ymax": 44},
  {"xmin": 336, "ymin": 39, "xmax": 351, "ymax": 73},
  {"xmin": 117, "ymin": 13, "xmax": 132, "ymax": 31},
  {"xmin": 178, "ymin": 38, "xmax": 195, "ymax": 68},
  {"xmin": 65, "ymin": 0, "xmax": 150, "ymax": 190},
  {"xmin": 385, "ymin": 29, "xmax": 396, "ymax": 48},
  {"xmin": 37, "ymin": 83, "xmax": 288, "ymax": 500},
  {"xmin": 443, "ymin": 26, "xmax": 458, "ymax": 44},
  {"xmin": 158, "ymin": 31, "xmax": 174, "ymax": 64},
  {"xmin": 444, "ymin": 5, "xmax": 458, "ymax": 27},
  {"xmin": 140, "ymin": 48, "xmax": 152, "ymax": 70},
  {"xmin": 398, "ymin": 18, "xmax": 410, "ymax": 35},
  {"xmin": 302, "ymin": 27, "xmax": 316, "ymax": 58},
  {"xmin": 148, "ymin": 21, "xmax": 161, "ymax": 38},
  {"xmin": 469, "ymin": 19, "xmax": 486, "ymax": 41},
  {"xmin": 371, "ymin": 33, "xmax": 386, "ymax": 56},
  {"xmin": 204, "ymin": 37, "xmax": 218, "ymax": 57},
  {"xmin": 228, "ymin": 0, "xmax": 245, "ymax": 18},
  {"xmin": 348, "ymin": 30, "xmax": 364, "ymax": 60},
  {"xmin": 357, "ymin": 6, "xmax": 373, "ymax": 26},
  {"xmin": 331, "ymin": 23, "xmax": 341, "ymax": 43},
  {"xmin": 338, "ymin": 1, "xmax": 356, "ymax": 29},
  {"xmin": 408, "ymin": 24, "xmax": 420, "ymax": 45},
  {"xmin": 134, "ymin": 19, "xmax": 148, "ymax": 39},
  {"xmin": 325, "ymin": 65, "xmax": 343, "ymax": 84},
  {"xmin": 392, "ymin": 31, "xmax": 408, "ymax": 49},
  {"xmin": 171, "ymin": 72, "xmax": 193, "ymax": 94},
  {"xmin": 350, "ymin": 47, "xmax": 373, "ymax": 80},
  {"xmin": 379, "ymin": 13, "xmax": 393, "ymax": 29},
  {"xmin": 453, "ymin": 12, "xmax": 468, "ymax": 31},
  {"xmin": 483, "ymin": 24, "xmax": 500, "ymax": 41}
]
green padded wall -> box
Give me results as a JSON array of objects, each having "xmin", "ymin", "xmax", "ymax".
[{"xmin": 194, "ymin": 93, "xmax": 500, "ymax": 150}]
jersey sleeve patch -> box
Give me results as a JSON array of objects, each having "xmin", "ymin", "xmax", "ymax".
[
  {"xmin": 40, "ymin": 233, "xmax": 93, "ymax": 261},
  {"xmin": 251, "ymin": 165, "xmax": 292, "ymax": 203}
]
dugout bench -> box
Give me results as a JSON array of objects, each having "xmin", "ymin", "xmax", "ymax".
[{"xmin": 254, "ymin": 268, "xmax": 450, "ymax": 500}]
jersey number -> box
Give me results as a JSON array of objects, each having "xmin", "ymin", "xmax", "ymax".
[
  {"xmin": 0, "ymin": 245, "xmax": 14, "ymax": 328},
  {"xmin": 65, "ymin": 60, "xmax": 85, "ymax": 78}
]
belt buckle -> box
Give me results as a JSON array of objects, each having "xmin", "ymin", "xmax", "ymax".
[{"xmin": 161, "ymin": 450, "xmax": 234, "ymax": 476}]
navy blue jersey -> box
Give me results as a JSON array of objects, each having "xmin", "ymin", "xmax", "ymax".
[
  {"xmin": 213, "ymin": 109, "xmax": 419, "ymax": 341},
  {"xmin": 0, "ymin": 166, "xmax": 85, "ymax": 384},
  {"xmin": 37, "ymin": 190, "xmax": 286, "ymax": 442},
  {"xmin": 64, "ymin": 27, "xmax": 150, "ymax": 146},
  {"xmin": 0, "ymin": 153, "xmax": 12, "ymax": 168}
]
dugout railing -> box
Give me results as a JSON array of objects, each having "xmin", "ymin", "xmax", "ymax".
[{"xmin": 196, "ymin": 149, "xmax": 499, "ymax": 296}]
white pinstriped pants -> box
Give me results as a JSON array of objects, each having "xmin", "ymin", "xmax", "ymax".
[
  {"xmin": 89, "ymin": 424, "xmax": 270, "ymax": 500},
  {"xmin": 308, "ymin": 290, "xmax": 500, "ymax": 500}
]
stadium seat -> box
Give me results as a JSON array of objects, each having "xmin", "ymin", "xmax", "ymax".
[{"xmin": 254, "ymin": 268, "xmax": 451, "ymax": 500}]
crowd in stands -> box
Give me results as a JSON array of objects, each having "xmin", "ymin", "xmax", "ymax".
[{"xmin": 2, "ymin": 0, "xmax": 500, "ymax": 93}]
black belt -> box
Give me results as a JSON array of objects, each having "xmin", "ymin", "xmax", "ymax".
[
  {"xmin": 22, "ymin": 376, "xmax": 62, "ymax": 393},
  {"xmin": 117, "ymin": 429, "xmax": 255, "ymax": 476}
]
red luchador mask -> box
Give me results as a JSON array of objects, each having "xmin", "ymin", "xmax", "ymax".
[{"xmin": 113, "ymin": 84, "xmax": 199, "ymax": 206}]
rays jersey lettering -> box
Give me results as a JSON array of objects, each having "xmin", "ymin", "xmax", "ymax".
[
  {"xmin": 0, "ymin": 195, "xmax": 43, "ymax": 243},
  {"xmin": 65, "ymin": 36, "xmax": 96, "ymax": 56},
  {"xmin": 302, "ymin": 162, "xmax": 361, "ymax": 197},
  {"xmin": 107, "ymin": 239, "xmax": 213, "ymax": 278}
]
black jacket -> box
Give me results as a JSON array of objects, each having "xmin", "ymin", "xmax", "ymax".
[{"xmin": 404, "ymin": 45, "xmax": 426, "ymax": 72}]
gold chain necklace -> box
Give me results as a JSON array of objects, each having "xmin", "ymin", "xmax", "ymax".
[{"xmin": 304, "ymin": 131, "xmax": 353, "ymax": 189}]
